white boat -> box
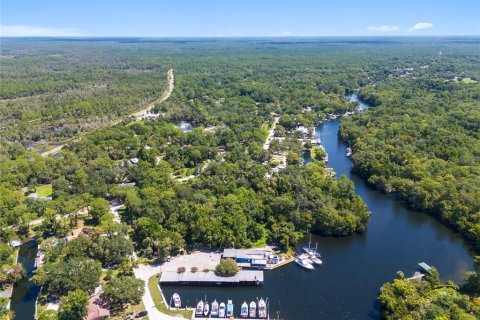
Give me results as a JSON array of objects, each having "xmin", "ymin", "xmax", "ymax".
[
  {"xmin": 172, "ymin": 293, "xmax": 181, "ymax": 308},
  {"xmin": 296, "ymin": 257, "xmax": 314, "ymax": 270},
  {"xmin": 203, "ymin": 301, "xmax": 210, "ymax": 317},
  {"xmin": 211, "ymin": 300, "xmax": 219, "ymax": 317},
  {"xmin": 195, "ymin": 300, "xmax": 204, "ymax": 317},
  {"xmin": 346, "ymin": 147, "xmax": 352, "ymax": 157},
  {"xmin": 298, "ymin": 253, "xmax": 314, "ymax": 264},
  {"xmin": 249, "ymin": 301, "xmax": 257, "ymax": 318},
  {"xmin": 258, "ymin": 298, "xmax": 267, "ymax": 318},
  {"xmin": 311, "ymin": 255, "xmax": 323, "ymax": 265},
  {"xmin": 303, "ymin": 237, "xmax": 321, "ymax": 257},
  {"xmin": 219, "ymin": 302, "xmax": 226, "ymax": 318},
  {"xmin": 226, "ymin": 300, "xmax": 234, "ymax": 317},
  {"xmin": 240, "ymin": 301, "xmax": 248, "ymax": 318}
]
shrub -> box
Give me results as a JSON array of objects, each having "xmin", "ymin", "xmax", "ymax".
[
  {"xmin": 177, "ymin": 266, "xmax": 186, "ymax": 273},
  {"xmin": 191, "ymin": 266, "xmax": 198, "ymax": 273}
]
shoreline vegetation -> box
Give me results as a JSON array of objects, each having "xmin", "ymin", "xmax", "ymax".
[{"xmin": 340, "ymin": 76, "xmax": 480, "ymax": 252}]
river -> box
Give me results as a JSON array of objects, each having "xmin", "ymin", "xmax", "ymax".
[
  {"xmin": 161, "ymin": 94, "xmax": 474, "ymax": 319},
  {"xmin": 10, "ymin": 240, "xmax": 40, "ymax": 320}
]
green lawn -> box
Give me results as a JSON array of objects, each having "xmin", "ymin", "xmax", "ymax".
[
  {"xmin": 35, "ymin": 184, "xmax": 52, "ymax": 197},
  {"xmin": 147, "ymin": 274, "xmax": 192, "ymax": 318},
  {"xmin": 461, "ymin": 78, "xmax": 477, "ymax": 84}
]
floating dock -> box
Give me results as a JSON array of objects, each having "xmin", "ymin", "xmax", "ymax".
[{"xmin": 160, "ymin": 270, "xmax": 264, "ymax": 286}]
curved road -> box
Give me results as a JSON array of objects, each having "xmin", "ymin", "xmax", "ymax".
[{"xmin": 40, "ymin": 69, "xmax": 174, "ymax": 157}]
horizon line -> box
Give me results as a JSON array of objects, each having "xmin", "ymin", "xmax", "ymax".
[{"xmin": 1, "ymin": 35, "xmax": 479, "ymax": 39}]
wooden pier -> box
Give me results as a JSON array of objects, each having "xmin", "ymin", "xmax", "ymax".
[{"xmin": 265, "ymin": 256, "xmax": 294, "ymax": 270}]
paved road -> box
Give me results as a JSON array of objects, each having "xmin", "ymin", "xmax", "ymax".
[
  {"xmin": 134, "ymin": 252, "xmax": 221, "ymax": 320},
  {"xmin": 40, "ymin": 69, "xmax": 174, "ymax": 157},
  {"xmin": 263, "ymin": 116, "xmax": 280, "ymax": 150}
]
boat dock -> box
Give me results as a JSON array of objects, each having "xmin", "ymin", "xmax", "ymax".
[
  {"xmin": 192, "ymin": 317, "xmax": 268, "ymax": 320},
  {"xmin": 160, "ymin": 270, "xmax": 264, "ymax": 286}
]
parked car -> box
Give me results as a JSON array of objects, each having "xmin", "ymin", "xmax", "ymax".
[{"xmin": 135, "ymin": 310, "xmax": 148, "ymax": 318}]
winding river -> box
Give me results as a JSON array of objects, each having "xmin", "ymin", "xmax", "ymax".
[
  {"xmin": 162, "ymin": 94, "xmax": 474, "ymax": 319},
  {"xmin": 10, "ymin": 240, "xmax": 40, "ymax": 320}
]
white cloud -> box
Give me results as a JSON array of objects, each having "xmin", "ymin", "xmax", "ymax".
[
  {"xmin": 271, "ymin": 31, "xmax": 293, "ymax": 37},
  {"xmin": 409, "ymin": 22, "xmax": 433, "ymax": 32},
  {"xmin": 367, "ymin": 25, "xmax": 400, "ymax": 33},
  {"xmin": 0, "ymin": 25, "xmax": 85, "ymax": 37}
]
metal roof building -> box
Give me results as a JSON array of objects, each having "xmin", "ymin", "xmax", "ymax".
[{"xmin": 159, "ymin": 270, "xmax": 264, "ymax": 286}]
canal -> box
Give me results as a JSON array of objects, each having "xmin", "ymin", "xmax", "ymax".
[
  {"xmin": 10, "ymin": 240, "xmax": 40, "ymax": 320},
  {"xmin": 162, "ymin": 94, "xmax": 474, "ymax": 319}
]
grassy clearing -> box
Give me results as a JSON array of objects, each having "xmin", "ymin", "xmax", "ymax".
[
  {"xmin": 109, "ymin": 300, "xmax": 146, "ymax": 320},
  {"xmin": 461, "ymin": 78, "xmax": 478, "ymax": 84},
  {"xmin": 35, "ymin": 184, "xmax": 52, "ymax": 197},
  {"xmin": 147, "ymin": 274, "xmax": 192, "ymax": 318},
  {"xmin": 252, "ymin": 225, "xmax": 269, "ymax": 248}
]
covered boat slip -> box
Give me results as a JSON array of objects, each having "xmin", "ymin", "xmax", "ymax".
[{"xmin": 160, "ymin": 270, "xmax": 264, "ymax": 286}]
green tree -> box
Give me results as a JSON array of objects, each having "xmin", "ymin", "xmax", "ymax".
[
  {"xmin": 215, "ymin": 259, "xmax": 238, "ymax": 277},
  {"xmin": 101, "ymin": 276, "xmax": 145, "ymax": 311},
  {"xmin": 37, "ymin": 310, "xmax": 58, "ymax": 320},
  {"xmin": 58, "ymin": 290, "xmax": 89, "ymax": 320},
  {"xmin": 90, "ymin": 198, "xmax": 110, "ymax": 222}
]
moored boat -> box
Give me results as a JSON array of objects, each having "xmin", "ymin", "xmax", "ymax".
[
  {"xmin": 346, "ymin": 147, "xmax": 352, "ymax": 157},
  {"xmin": 226, "ymin": 300, "xmax": 234, "ymax": 317},
  {"xmin": 211, "ymin": 300, "xmax": 219, "ymax": 317},
  {"xmin": 219, "ymin": 302, "xmax": 226, "ymax": 318},
  {"xmin": 258, "ymin": 298, "xmax": 267, "ymax": 318},
  {"xmin": 311, "ymin": 255, "xmax": 323, "ymax": 265},
  {"xmin": 249, "ymin": 301, "xmax": 257, "ymax": 318},
  {"xmin": 195, "ymin": 300, "xmax": 204, "ymax": 317},
  {"xmin": 203, "ymin": 300, "xmax": 210, "ymax": 317},
  {"xmin": 295, "ymin": 257, "xmax": 314, "ymax": 270},
  {"xmin": 303, "ymin": 238, "xmax": 322, "ymax": 257},
  {"xmin": 172, "ymin": 293, "xmax": 181, "ymax": 308},
  {"xmin": 240, "ymin": 301, "xmax": 248, "ymax": 318}
]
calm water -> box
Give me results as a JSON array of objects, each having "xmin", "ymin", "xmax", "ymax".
[
  {"xmin": 10, "ymin": 240, "xmax": 40, "ymax": 320},
  {"xmin": 162, "ymin": 94, "xmax": 474, "ymax": 319}
]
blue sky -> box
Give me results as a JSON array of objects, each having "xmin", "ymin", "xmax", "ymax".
[{"xmin": 1, "ymin": 0, "xmax": 479, "ymax": 37}]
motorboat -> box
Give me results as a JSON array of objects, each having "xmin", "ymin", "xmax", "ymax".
[
  {"xmin": 203, "ymin": 300, "xmax": 210, "ymax": 317},
  {"xmin": 249, "ymin": 301, "xmax": 257, "ymax": 318},
  {"xmin": 258, "ymin": 298, "xmax": 267, "ymax": 318},
  {"xmin": 195, "ymin": 300, "xmax": 204, "ymax": 317},
  {"xmin": 310, "ymin": 255, "xmax": 323, "ymax": 265},
  {"xmin": 240, "ymin": 301, "xmax": 248, "ymax": 318},
  {"xmin": 172, "ymin": 293, "xmax": 181, "ymax": 308},
  {"xmin": 295, "ymin": 257, "xmax": 314, "ymax": 270},
  {"xmin": 227, "ymin": 300, "xmax": 234, "ymax": 317},
  {"xmin": 298, "ymin": 253, "xmax": 314, "ymax": 265},
  {"xmin": 219, "ymin": 302, "xmax": 226, "ymax": 318},
  {"xmin": 211, "ymin": 300, "xmax": 219, "ymax": 317},
  {"xmin": 346, "ymin": 147, "xmax": 352, "ymax": 157}
]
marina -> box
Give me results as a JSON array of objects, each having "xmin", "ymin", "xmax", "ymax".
[{"xmin": 190, "ymin": 297, "xmax": 269, "ymax": 319}]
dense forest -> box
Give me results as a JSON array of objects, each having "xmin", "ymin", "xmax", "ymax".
[
  {"xmin": 379, "ymin": 266, "xmax": 480, "ymax": 319},
  {"xmin": 340, "ymin": 54, "xmax": 480, "ymax": 249},
  {"xmin": 1, "ymin": 37, "xmax": 479, "ymax": 319}
]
